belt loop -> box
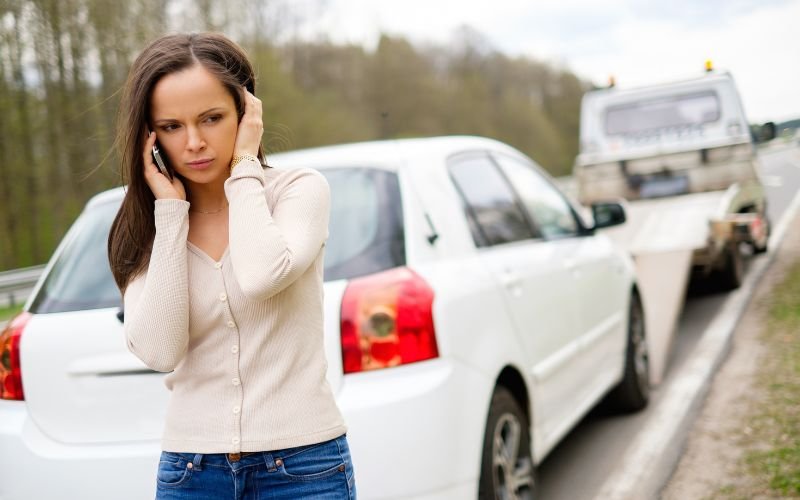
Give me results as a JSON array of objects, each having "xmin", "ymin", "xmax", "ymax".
[
  {"xmin": 192, "ymin": 453, "xmax": 204, "ymax": 470},
  {"xmin": 263, "ymin": 452, "xmax": 277, "ymax": 472}
]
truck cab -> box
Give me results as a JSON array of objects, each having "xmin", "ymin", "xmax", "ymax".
[{"xmin": 574, "ymin": 70, "xmax": 765, "ymax": 205}]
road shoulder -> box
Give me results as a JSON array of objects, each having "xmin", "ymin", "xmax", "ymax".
[{"xmin": 661, "ymin": 203, "xmax": 800, "ymax": 498}]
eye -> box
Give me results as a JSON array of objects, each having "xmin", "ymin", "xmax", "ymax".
[
  {"xmin": 204, "ymin": 114, "xmax": 222, "ymax": 124},
  {"xmin": 160, "ymin": 123, "xmax": 180, "ymax": 132}
]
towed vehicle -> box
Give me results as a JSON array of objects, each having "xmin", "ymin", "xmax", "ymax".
[
  {"xmin": 0, "ymin": 136, "xmax": 647, "ymax": 499},
  {"xmin": 574, "ymin": 65, "xmax": 774, "ymax": 290}
]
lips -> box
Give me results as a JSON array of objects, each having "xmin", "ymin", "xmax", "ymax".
[{"xmin": 186, "ymin": 158, "xmax": 214, "ymax": 170}]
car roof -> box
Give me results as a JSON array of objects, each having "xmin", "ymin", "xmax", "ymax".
[
  {"xmin": 87, "ymin": 135, "xmax": 525, "ymax": 208},
  {"xmin": 268, "ymin": 135, "xmax": 521, "ymax": 170}
]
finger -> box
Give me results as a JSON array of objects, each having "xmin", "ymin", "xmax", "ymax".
[
  {"xmin": 143, "ymin": 132, "xmax": 156, "ymax": 166},
  {"xmin": 244, "ymin": 88, "xmax": 262, "ymax": 112},
  {"xmin": 142, "ymin": 132, "xmax": 162, "ymax": 178}
]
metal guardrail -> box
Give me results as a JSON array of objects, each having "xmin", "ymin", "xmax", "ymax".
[{"xmin": 0, "ymin": 264, "xmax": 45, "ymax": 307}]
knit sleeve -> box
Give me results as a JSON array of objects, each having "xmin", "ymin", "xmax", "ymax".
[
  {"xmin": 123, "ymin": 199, "xmax": 190, "ymax": 372},
  {"xmin": 224, "ymin": 160, "xmax": 330, "ymax": 301}
]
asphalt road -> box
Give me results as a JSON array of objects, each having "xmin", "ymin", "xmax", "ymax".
[{"xmin": 537, "ymin": 143, "xmax": 800, "ymax": 500}]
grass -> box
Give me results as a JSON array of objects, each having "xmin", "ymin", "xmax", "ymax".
[
  {"xmin": 0, "ymin": 303, "xmax": 24, "ymax": 323},
  {"xmin": 738, "ymin": 258, "xmax": 800, "ymax": 497}
]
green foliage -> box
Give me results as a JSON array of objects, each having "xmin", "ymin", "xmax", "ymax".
[
  {"xmin": 743, "ymin": 259, "xmax": 800, "ymax": 496},
  {"xmin": 0, "ymin": 303, "xmax": 24, "ymax": 322},
  {"xmin": 0, "ymin": 0, "xmax": 589, "ymax": 271}
]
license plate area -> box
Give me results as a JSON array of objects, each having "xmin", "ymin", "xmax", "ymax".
[{"xmin": 639, "ymin": 175, "xmax": 689, "ymax": 198}]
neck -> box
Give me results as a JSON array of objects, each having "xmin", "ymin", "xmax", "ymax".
[{"xmin": 186, "ymin": 178, "xmax": 227, "ymax": 212}]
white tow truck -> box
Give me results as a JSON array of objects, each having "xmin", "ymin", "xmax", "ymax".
[{"xmin": 573, "ymin": 65, "xmax": 774, "ymax": 382}]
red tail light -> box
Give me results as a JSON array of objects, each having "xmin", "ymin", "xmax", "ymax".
[
  {"xmin": 0, "ymin": 312, "xmax": 30, "ymax": 401},
  {"xmin": 341, "ymin": 267, "xmax": 438, "ymax": 374}
]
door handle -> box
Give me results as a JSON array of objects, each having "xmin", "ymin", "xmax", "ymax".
[
  {"xmin": 500, "ymin": 270, "xmax": 523, "ymax": 295},
  {"xmin": 563, "ymin": 258, "xmax": 581, "ymax": 278}
]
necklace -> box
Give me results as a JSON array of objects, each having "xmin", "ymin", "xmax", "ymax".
[{"xmin": 189, "ymin": 201, "xmax": 229, "ymax": 214}]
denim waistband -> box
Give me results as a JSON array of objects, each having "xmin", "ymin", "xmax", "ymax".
[{"xmin": 164, "ymin": 451, "xmax": 279, "ymax": 471}]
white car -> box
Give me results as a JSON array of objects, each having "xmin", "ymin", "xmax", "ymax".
[{"xmin": 0, "ymin": 136, "xmax": 648, "ymax": 499}]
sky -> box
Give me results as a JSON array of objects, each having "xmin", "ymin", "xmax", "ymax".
[{"xmin": 292, "ymin": 0, "xmax": 800, "ymax": 123}]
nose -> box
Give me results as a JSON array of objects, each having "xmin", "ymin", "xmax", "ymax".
[{"xmin": 185, "ymin": 126, "xmax": 206, "ymax": 153}]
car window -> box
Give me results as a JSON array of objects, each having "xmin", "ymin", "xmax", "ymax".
[
  {"xmin": 30, "ymin": 168, "xmax": 405, "ymax": 314},
  {"xmin": 320, "ymin": 168, "xmax": 406, "ymax": 281},
  {"xmin": 448, "ymin": 153, "xmax": 536, "ymax": 247},
  {"xmin": 30, "ymin": 200, "xmax": 122, "ymax": 313},
  {"xmin": 492, "ymin": 153, "xmax": 579, "ymax": 239}
]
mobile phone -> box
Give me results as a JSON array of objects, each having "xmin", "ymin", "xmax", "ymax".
[{"xmin": 151, "ymin": 143, "xmax": 172, "ymax": 179}]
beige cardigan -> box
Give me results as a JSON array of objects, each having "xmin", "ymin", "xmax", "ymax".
[{"xmin": 123, "ymin": 158, "xmax": 346, "ymax": 453}]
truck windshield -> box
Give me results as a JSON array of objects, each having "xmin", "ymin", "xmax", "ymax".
[{"xmin": 605, "ymin": 90, "xmax": 720, "ymax": 135}]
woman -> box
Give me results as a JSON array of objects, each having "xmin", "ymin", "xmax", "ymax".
[{"xmin": 107, "ymin": 32, "xmax": 356, "ymax": 499}]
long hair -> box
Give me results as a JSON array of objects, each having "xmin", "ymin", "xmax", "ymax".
[{"xmin": 108, "ymin": 32, "xmax": 265, "ymax": 294}]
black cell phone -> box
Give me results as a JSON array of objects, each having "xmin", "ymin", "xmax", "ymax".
[{"xmin": 151, "ymin": 143, "xmax": 172, "ymax": 180}]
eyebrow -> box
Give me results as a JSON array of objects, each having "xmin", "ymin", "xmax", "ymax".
[{"xmin": 153, "ymin": 107, "xmax": 228, "ymax": 123}]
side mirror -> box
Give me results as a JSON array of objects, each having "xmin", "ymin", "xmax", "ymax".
[{"xmin": 591, "ymin": 201, "xmax": 626, "ymax": 229}]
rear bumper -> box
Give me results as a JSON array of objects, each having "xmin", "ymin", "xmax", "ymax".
[
  {"xmin": 0, "ymin": 401, "xmax": 160, "ymax": 500},
  {"xmin": 0, "ymin": 358, "xmax": 493, "ymax": 500},
  {"xmin": 336, "ymin": 357, "xmax": 493, "ymax": 499}
]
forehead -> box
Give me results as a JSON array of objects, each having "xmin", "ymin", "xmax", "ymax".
[{"xmin": 150, "ymin": 64, "xmax": 234, "ymax": 118}]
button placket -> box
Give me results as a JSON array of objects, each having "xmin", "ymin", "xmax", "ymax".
[{"xmin": 217, "ymin": 267, "xmax": 243, "ymax": 452}]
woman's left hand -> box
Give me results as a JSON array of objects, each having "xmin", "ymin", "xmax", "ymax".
[{"xmin": 233, "ymin": 88, "xmax": 264, "ymax": 158}]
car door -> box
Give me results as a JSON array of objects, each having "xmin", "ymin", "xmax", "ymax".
[
  {"xmin": 447, "ymin": 152, "xmax": 581, "ymax": 444},
  {"xmin": 491, "ymin": 152, "xmax": 629, "ymax": 418}
]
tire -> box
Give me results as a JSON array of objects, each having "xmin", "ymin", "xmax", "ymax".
[
  {"xmin": 607, "ymin": 291, "xmax": 650, "ymax": 413},
  {"xmin": 715, "ymin": 243, "xmax": 744, "ymax": 290},
  {"xmin": 753, "ymin": 213, "xmax": 770, "ymax": 254},
  {"xmin": 478, "ymin": 387, "xmax": 537, "ymax": 500}
]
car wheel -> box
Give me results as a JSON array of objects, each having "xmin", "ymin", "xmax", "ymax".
[
  {"xmin": 607, "ymin": 291, "xmax": 649, "ymax": 413},
  {"xmin": 478, "ymin": 387, "xmax": 537, "ymax": 500}
]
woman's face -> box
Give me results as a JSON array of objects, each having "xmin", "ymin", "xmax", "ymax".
[{"xmin": 149, "ymin": 63, "xmax": 239, "ymax": 187}]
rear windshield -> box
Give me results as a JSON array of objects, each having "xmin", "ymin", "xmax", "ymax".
[
  {"xmin": 30, "ymin": 167, "xmax": 405, "ymax": 313},
  {"xmin": 30, "ymin": 200, "xmax": 122, "ymax": 313},
  {"xmin": 605, "ymin": 90, "xmax": 720, "ymax": 135},
  {"xmin": 321, "ymin": 168, "xmax": 406, "ymax": 281}
]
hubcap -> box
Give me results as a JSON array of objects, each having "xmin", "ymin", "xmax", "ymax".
[{"xmin": 492, "ymin": 413, "xmax": 534, "ymax": 500}]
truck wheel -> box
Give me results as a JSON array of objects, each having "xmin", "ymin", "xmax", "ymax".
[
  {"xmin": 716, "ymin": 243, "xmax": 744, "ymax": 290},
  {"xmin": 478, "ymin": 387, "xmax": 537, "ymax": 500},
  {"xmin": 607, "ymin": 291, "xmax": 649, "ymax": 413},
  {"xmin": 752, "ymin": 214, "xmax": 770, "ymax": 254}
]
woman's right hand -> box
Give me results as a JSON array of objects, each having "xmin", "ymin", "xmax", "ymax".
[{"xmin": 143, "ymin": 131, "xmax": 186, "ymax": 200}]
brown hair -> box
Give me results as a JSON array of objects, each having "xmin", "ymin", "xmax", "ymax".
[{"xmin": 108, "ymin": 32, "xmax": 265, "ymax": 294}]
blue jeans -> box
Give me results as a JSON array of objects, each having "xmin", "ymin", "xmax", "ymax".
[{"xmin": 155, "ymin": 434, "xmax": 356, "ymax": 499}]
